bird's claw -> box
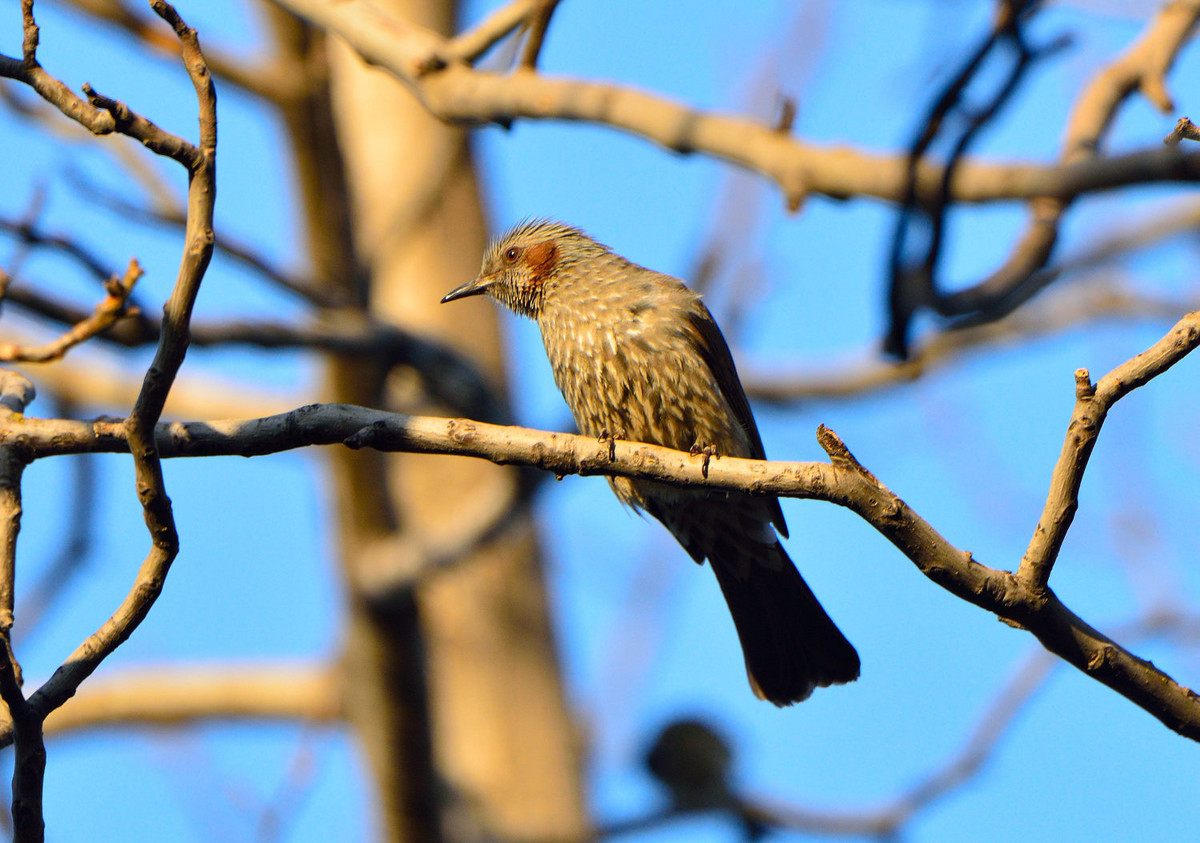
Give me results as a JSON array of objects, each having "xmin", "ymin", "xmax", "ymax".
[
  {"xmin": 689, "ymin": 443, "xmax": 718, "ymax": 479},
  {"xmin": 598, "ymin": 428, "xmax": 621, "ymax": 461}
]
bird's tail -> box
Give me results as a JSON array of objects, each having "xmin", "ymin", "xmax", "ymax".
[{"xmin": 707, "ymin": 538, "xmax": 859, "ymax": 706}]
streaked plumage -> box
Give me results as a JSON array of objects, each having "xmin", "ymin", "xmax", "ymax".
[{"xmin": 442, "ymin": 220, "xmax": 859, "ymax": 704}]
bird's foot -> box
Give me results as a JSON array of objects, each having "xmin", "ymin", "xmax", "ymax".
[
  {"xmin": 598, "ymin": 428, "xmax": 624, "ymax": 461},
  {"xmin": 689, "ymin": 443, "xmax": 719, "ymax": 479}
]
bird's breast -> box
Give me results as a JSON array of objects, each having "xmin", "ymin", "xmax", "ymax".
[{"xmin": 538, "ymin": 295, "xmax": 749, "ymax": 458}]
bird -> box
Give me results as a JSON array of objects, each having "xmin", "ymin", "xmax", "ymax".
[{"xmin": 441, "ymin": 219, "xmax": 859, "ymax": 704}]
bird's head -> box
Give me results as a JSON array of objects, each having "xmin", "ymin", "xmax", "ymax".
[{"xmin": 441, "ymin": 219, "xmax": 606, "ymax": 318}]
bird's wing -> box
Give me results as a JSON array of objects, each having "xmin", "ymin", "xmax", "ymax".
[{"xmin": 685, "ymin": 300, "xmax": 789, "ymax": 539}]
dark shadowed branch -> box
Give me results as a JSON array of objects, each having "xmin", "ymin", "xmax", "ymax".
[
  {"xmin": 885, "ymin": 0, "xmax": 1063, "ymax": 356},
  {"xmin": 604, "ymin": 608, "xmax": 1200, "ymax": 840},
  {"xmin": 0, "ymin": 370, "xmax": 40, "ymax": 841},
  {"xmin": 887, "ymin": 0, "xmax": 1200, "ymax": 354}
]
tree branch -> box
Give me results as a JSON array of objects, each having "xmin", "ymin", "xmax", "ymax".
[
  {"xmin": 934, "ymin": 0, "xmax": 1200, "ymax": 331},
  {"xmin": 4, "ymin": 309, "xmax": 1198, "ymax": 740},
  {"xmin": 0, "ymin": 4, "xmax": 217, "ymax": 836},
  {"xmin": 42, "ymin": 662, "xmax": 343, "ymax": 735},
  {"xmin": 268, "ymin": 0, "xmax": 1200, "ymax": 212},
  {"xmin": 0, "ymin": 370, "xmax": 39, "ymax": 842},
  {"xmin": 0, "ymin": 259, "xmax": 143, "ymax": 363},
  {"xmin": 1017, "ymin": 312, "xmax": 1200, "ymax": 589},
  {"xmin": 443, "ymin": 0, "xmax": 539, "ymax": 64},
  {"xmin": 30, "ymin": 0, "xmax": 217, "ymax": 722}
]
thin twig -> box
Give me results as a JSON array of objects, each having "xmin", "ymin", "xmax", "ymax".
[
  {"xmin": 1164, "ymin": 116, "xmax": 1200, "ymax": 145},
  {"xmin": 932, "ymin": 0, "xmax": 1200, "ymax": 337},
  {"xmin": 1017, "ymin": 312, "xmax": 1200, "ymax": 589},
  {"xmin": 0, "ymin": 367, "xmax": 37, "ymax": 843},
  {"xmin": 0, "ymin": 259, "xmax": 143, "ymax": 363},
  {"xmin": 517, "ymin": 0, "xmax": 561, "ymax": 70},
  {"xmin": 30, "ymin": 0, "xmax": 217, "ymax": 723}
]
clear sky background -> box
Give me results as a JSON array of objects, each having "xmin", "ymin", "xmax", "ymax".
[{"xmin": 2, "ymin": 0, "xmax": 1199, "ymax": 840}]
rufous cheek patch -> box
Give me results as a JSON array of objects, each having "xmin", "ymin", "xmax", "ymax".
[{"xmin": 527, "ymin": 240, "xmax": 559, "ymax": 282}]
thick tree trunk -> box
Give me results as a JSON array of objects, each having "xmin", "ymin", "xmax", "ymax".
[{"xmin": 303, "ymin": 1, "xmax": 592, "ymax": 839}]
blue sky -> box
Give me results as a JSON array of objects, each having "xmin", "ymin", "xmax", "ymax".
[{"xmin": 3, "ymin": 0, "xmax": 1199, "ymax": 840}]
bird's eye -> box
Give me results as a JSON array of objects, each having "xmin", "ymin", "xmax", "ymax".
[{"xmin": 505, "ymin": 247, "xmax": 519, "ymax": 262}]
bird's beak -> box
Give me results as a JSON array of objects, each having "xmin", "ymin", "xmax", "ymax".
[{"xmin": 441, "ymin": 277, "xmax": 489, "ymax": 304}]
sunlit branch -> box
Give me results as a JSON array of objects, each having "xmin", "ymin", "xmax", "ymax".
[
  {"xmin": 0, "ymin": 2, "xmax": 217, "ymax": 836},
  {"xmin": 0, "ymin": 260, "xmax": 142, "ymax": 363},
  {"xmin": 269, "ymin": 0, "xmax": 1200, "ymax": 213},
  {"xmin": 5, "ymin": 311, "xmax": 1199, "ymax": 739}
]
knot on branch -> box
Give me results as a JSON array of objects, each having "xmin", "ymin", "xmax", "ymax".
[
  {"xmin": 1073, "ymin": 368, "xmax": 1095, "ymax": 400},
  {"xmin": 0, "ymin": 372, "xmax": 36, "ymax": 414}
]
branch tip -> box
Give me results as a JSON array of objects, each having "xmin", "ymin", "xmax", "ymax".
[
  {"xmin": 20, "ymin": 0, "xmax": 38, "ymax": 65},
  {"xmin": 773, "ymin": 96, "xmax": 797, "ymax": 134},
  {"xmin": 149, "ymin": 0, "xmax": 187, "ymax": 34},
  {"xmin": 815, "ymin": 423, "xmax": 859, "ymax": 466},
  {"xmin": 1073, "ymin": 368, "xmax": 1094, "ymax": 399},
  {"xmin": 815, "ymin": 424, "xmax": 844, "ymax": 459},
  {"xmin": 1164, "ymin": 116, "xmax": 1200, "ymax": 146}
]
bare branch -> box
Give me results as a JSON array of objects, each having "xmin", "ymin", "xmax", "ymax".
[
  {"xmin": 0, "ymin": 408, "xmax": 30, "ymax": 648},
  {"xmin": 929, "ymin": 0, "xmax": 1200, "ymax": 336},
  {"xmin": 1, "ymin": 2, "xmax": 219, "ymax": 762},
  {"xmin": 42, "ymin": 663, "xmax": 343, "ymax": 735},
  {"xmin": 1164, "ymin": 116, "xmax": 1200, "ymax": 146},
  {"xmin": 268, "ymin": 0, "xmax": 1200, "ymax": 211},
  {"xmin": 1018, "ymin": 312, "xmax": 1200, "ymax": 589},
  {"xmin": 5, "ymin": 310, "xmax": 1199, "ymax": 739},
  {"xmin": 517, "ymin": 0, "xmax": 561, "ymax": 70},
  {"xmin": 885, "ymin": 2, "xmax": 1065, "ymax": 355},
  {"xmin": 443, "ymin": 0, "xmax": 538, "ymax": 64},
  {"xmin": 400, "ymin": 0, "xmax": 548, "ymax": 72},
  {"xmin": 29, "ymin": 1, "xmax": 217, "ymax": 726},
  {"xmin": 0, "ymin": 366, "xmax": 39, "ymax": 843},
  {"xmin": 0, "ymin": 260, "xmax": 143, "ymax": 363}
]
